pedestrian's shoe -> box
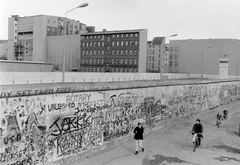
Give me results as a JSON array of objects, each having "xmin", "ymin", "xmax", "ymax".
[
  {"xmin": 135, "ymin": 151, "xmax": 138, "ymax": 155},
  {"xmin": 142, "ymin": 148, "xmax": 144, "ymax": 152}
]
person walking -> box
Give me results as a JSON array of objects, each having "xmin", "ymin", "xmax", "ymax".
[{"xmin": 133, "ymin": 122, "xmax": 144, "ymax": 155}]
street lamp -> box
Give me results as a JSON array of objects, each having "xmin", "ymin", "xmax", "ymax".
[
  {"xmin": 200, "ymin": 45, "xmax": 213, "ymax": 80},
  {"xmin": 62, "ymin": 2, "xmax": 89, "ymax": 82},
  {"xmin": 160, "ymin": 34, "xmax": 178, "ymax": 79}
]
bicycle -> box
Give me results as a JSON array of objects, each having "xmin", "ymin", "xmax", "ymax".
[
  {"xmin": 193, "ymin": 133, "xmax": 202, "ymax": 152},
  {"xmin": 216, "ymin": 118, "xmax": 221, "ymax": 128}
]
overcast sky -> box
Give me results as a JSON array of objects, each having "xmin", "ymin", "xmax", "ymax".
[{"xmin": 1, "ymin": 0, "xmax": 240, "ymax": 41}]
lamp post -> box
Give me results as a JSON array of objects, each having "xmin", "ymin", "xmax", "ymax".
[
  {"xmin": 62, "ymin": 2, "xmax": 88, "ymax": 82},
  {"xmin": 200, "ymin": 45, "xmax": 213, "ymax": 80},
  {"xmin": 160, "ymin": 34, "xmax": 177, "ymax": 79}
]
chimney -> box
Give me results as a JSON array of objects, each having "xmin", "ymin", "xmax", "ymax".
[{"xmin": 103, "ymin": 29, "xmax": 107, "ymax": 32}]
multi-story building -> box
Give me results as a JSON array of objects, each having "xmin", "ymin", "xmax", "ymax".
[
  {"xmin": 8, "ymin": 15, "xmax": 88, "ymax": 64},
  {"xmin": 79, "ymin": 29, "xmax": 147, "ymax": 72},
  {"xmin": 169, "ymin": 39, "xmax": 240, "ymax": 76},
  {"xmin": 146, "ymin": 37, "xmax": 165, "ymax": 73}
]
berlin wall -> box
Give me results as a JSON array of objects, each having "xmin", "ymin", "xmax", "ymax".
[{"xmin": 0, "ymin": 79, "xmax": 240, "ymax": 165}]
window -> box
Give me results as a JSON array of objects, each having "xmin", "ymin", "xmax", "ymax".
[
  {"xmin": 130, "ymin": 50, "xmax": 132, "ymax": 55},
  {"xmin": 116, "ymin": 50, "xmax": 119, "ymax": 55},
  {"xmin": 126, "ymin": 34, "xmax": 128, "ymax": 37},
  {"xmin": 86, "ymin": 58, "xmax": 89, "ymax": 63},
  {"xmin": 129, "ymin": 68, "xmax": 132, "ymax": 72},
  {"xmin": 112, "ymin": 34, "xmax": 115, "ymax": 38},
  {"xmin": 107, "ymin": 36, "xmax": 110, "ymax": 42},
  {"xmin": 112, "ymin": 41, "xmax": 115, "ymax": 46},
  {"xmin": 82, "ymin": 50, "xmax": 85, "ymax": 56},
  {"xmin": 134, "ymin": 59, "xmax": 137, "ymax": 64},
  {"xmin": 86, "ymin": 51, "xmax": 89, "ymax": 56},
  {"xmin": 112, "ymin": 50, "xmax": 115, "ymax": 55},
  {"xmin": 102, "ymin": 50, "xmax": 104, "ymax": 55},
  {"xmin": 116, "ymin": 41, "xmax": 119, "ymax": 46},
  {"xmin": 98, "ymin": 58, "xmax": 100, "ymax": 64},
  {"xmin": 98, "ymin": 50, "xmax": 100, "ymax": 55},
  {"xmin": 130, "ymin": 59, "xmax": 132, "ymax": 64},
  {"xmin": 102, "ymin": 59, "xmax": 104, "ymax": 64},
  {"xmin": 125, "ymin": 50, "xmax": 128, "ymax": 55},
  {"xmin": 121, "ymin": 34, "xmax": 124, "ymax": 37},
  {"xmin": 121, "ymin": 41, "xmax": 124, "ymax": 46},
  {"xmin": 120, "ymin": 50, "xmax": 123, "ymax": 55},
  {"xmin": 170, "ymin": 47, "xmax": 173, "ymax": 52},
  {"xmin": 117, "ymin": 34, "xmax": 119, "ymax": 38},
  {"xmin": 107, "ymin": 46, "xmax": 110, "ymax": 51},
  {"xmin": 149, "ymin": 50, "xmax": 151, "ymax": 54},
  {"xmin": 94, "ymin": 59, "xmax": 96, "ymax": 64},
  {"xmin": 120, "ymin": 59, "xmax": 123, "ymax": 64},
  {"xmin": 102, "ymin": 42, "xmax": 104, "ymax": 46},
  {"xmin": 175, "ymin": 54, "xmax": 178, "ymax": 59},
  {"xmin": 93, "ymin": 50, "xmax": 96, "ymax": 55},
  {"xmin": 175, "ymin": 47, "xmax": 178, "ymax": 52},
  {"xmin": 125, "ymin": 59, "xmax": 128, "ymax": 64},
  {"xmin": 112, "ymin": 59, "xmax": 114, "ymax": 64},
  {"xmin": 130, "ymin": 34, "xmax": 133, "ymax": 37},
  {"xmin": 82, "ymin": 42, "xmax": 85, "ymax": 47},
  {"xmin": 89, "ymin": 58, "xmax": 92, "ymax": 64},
  {"xmin": 170, "ymin": 54, "xmax": 173, "ymax": 59},
  {"xmin": 126, "ymin": 41, "xmax": 128, "ymax": 46},
  {"xmin": 90, "ymin": 42, "xmax": 92, "ymax": 47},
  {"xmin": 86, "ymin": 42, "xmax": 88, "ymax": 47},
  {"xmin": 98, "ymin": 42, "xmax": 101, "ymax": 47},
  {"xmin": 170, "ymin": 61, "xmax": 172, "ymax": 66},
  {"xmin": 135, "ymin": 41, "xmax": 138, "ymax": 45},
  {"xmin": 135, "ymin": 33, "xmax": 138, "ymax": 37},
  {"xmin": 89, "ymin": 51, "xmax": 92, "ymax": 56},
  {"xmin": 175, "ymin": 61, "xmax": 178, "ymax": 67},
  {"xmin": 134, "ymin": 50, "xmax": 137, "ymax": 55},
  {"xmin": 149, "ymin": 56, "xmax": 151, "ymax": 61}
]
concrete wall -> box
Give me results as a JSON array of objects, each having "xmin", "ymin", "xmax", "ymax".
[
  {"xmin": 0, "ymin": 60, "xmax": 52, "ymax": 72},
  {"xmin": 0, "ymin": 72, "xmax": 205, "ymax": 85},
  {"xmin": 0, "ymin": 79, "xmax": 240, "ymax": 164}
]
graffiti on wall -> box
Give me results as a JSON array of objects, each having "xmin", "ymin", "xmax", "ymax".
[{"xmin": 1, "ymin": 81, "xmax": 240, "ymax": 164}]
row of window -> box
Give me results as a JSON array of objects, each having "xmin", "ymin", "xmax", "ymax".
[
  {"xmin": 81, "ymin": 66, "xmax": 138, "ymax": 73},
  {"xmin": 84, "ymin": 33, "xmax": 139, "ymax": 40},
  {"xmin": 81, "ymin": 58, "xmax": 138, "ymax": 65},
  {"xmin": 169, "ymin": 61, "xmax": 178, "ymax": 67},
  {"xmin": 82, "ymin": 49, "xmax": 138, "ymax": 56},
  {"xmin": 81, "ymin": 40, "xmax": 138, "ymax": 47},
  {"xmin": 170, "ymin": 47, "xmax": 178, "ymax": 52},
  {"xmin": 170, "ymin": 54, "xmax": 178, "ymax": 59}
]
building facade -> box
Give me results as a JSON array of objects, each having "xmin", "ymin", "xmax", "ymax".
[
  {"xmin": 146, "ymin": 37, "xmax": 166, "ymax": 73},
  {"xmin": 79, "ymin": 29, "xmax": 147, "ymax": 72},
  {"xmin": 8, "ymin": 15, "xmax": 88, "ymax": 63},
  {"xmin": 169, "ymin": 39, "xmax": 240, "ymax": 76}
]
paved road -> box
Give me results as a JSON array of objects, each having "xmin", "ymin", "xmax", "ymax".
[{"xmin": 66, "ymin": 101, "xmax": 240, "ymax": 165}]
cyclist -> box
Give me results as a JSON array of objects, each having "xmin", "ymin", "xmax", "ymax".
[
  {"xmin": 223, "ymin": 108, "xmax": 228, "ymax": 119},
  {"xmin": 191, "ymin": 119, "xmax": 203, "ymax": 146},
  {"xmin": 216, "ymin": 112, "xmax": 222, "ymax": 125}
]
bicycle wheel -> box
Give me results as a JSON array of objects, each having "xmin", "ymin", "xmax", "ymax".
[{"xmin": 193, "ymin": 138, "xmax": 198, "ymax": 152}]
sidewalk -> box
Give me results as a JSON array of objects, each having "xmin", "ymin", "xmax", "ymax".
[{"xmin": 65, "ymin": 101, "xmax": 240, "ymax": 165}]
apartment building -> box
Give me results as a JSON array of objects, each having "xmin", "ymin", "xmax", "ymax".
[
  {"xmin": 8, "ymin": 15, "xmax": 88, "ymax": 63},
  {"xmin": 79, "ymin": 29, "xmax": 147, "ymax": 72},
  {"xmin": 169, "ymin": 39, "xmax": 240, "ymax": 75},
  {"xmin": 146, "ymin": 37, "xmax": 165, "ymax": 73}
]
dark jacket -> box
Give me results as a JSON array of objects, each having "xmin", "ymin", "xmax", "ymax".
[
  {"xmin": 134, "ymin": 126, "xmax": 144, "ymax": 140},
  {"xmin": 192, "ymin": 123, "xmax": 203, "ymax": 134}
]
